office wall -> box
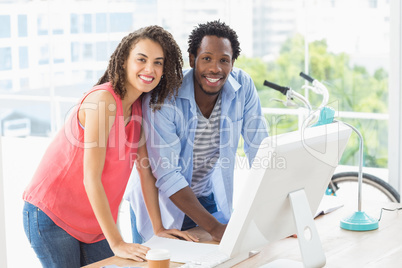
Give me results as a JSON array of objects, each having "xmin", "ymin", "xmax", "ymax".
[
  {"xmin": 0, "ymin": 137, "xmax": 7, "ymax": 267},
  {"xmin": 389, "ymin": 0, "xmax": 402, "ymax": 195}
]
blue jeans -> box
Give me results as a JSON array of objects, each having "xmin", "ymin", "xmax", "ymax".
[
  {"xmin": 23, "ymin": 202, "xmax": 113, "ymax": 268},
  {"xmin": 129, "ymin": 192, "xmax": 218, "ymax": 242},
  {"xmin": 130, "ymin": 205, "xmax": 144, "ymax": 244},
  {"xmin": 181, "ymin": 193, "xmax": 218, "ymax": 231}
]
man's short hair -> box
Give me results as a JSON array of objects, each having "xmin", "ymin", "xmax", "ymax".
[{"xmin": 187, "ymin": 20, "xmax": 241, "ymax": 60}]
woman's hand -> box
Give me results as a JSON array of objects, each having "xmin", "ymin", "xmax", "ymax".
[
  {"xmin": 111, "ymin": 240, "xmax": 150, "ymax": 262},
  {"xmin": 155, "ymin": 228, "xmax": 199, "ymax": 242}
]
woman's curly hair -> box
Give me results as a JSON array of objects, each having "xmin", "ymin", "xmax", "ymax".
[
  {"xmin": 187, "ymin": 20, "xmax": 241, "ymax": 60},
  {"xmin": 96, "ymin": 25, "xmax": 183, "ymax": 111}
]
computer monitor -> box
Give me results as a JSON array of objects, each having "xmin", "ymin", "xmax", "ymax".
[
  {"xmin": 142, "ymin": 122, "xmax": 351, "ymax": 267},
  {"xmin": 219, "ymin": 122, "xmax": 352, "ymax": 267}
]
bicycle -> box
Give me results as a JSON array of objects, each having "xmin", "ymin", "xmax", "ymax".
[{"xmin": 263, "ymin": 72, "xmax": 400, "ymax": 204}]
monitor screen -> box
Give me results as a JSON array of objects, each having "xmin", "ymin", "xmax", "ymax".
[{"xmin": 219, "ymin": 122, "xmax": 351, "ymax": 266}]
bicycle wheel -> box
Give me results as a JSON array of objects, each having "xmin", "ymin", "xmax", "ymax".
[{"xmin": 328, "ymin": 172, "xmax": 400, "ymax": 203}]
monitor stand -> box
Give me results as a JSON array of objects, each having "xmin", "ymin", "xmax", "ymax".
[
  {"xmin": 289, "ymin": 189, "xmax": 326, "ymax": 267},
  {"xmin": 222, "ymin": 189, "xmax": 326, "ymax": 268},
  {"xmin": 261, "ymin": 189, "xmax": 326, "ymax": 268}
]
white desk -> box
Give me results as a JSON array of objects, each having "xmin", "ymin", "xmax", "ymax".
[{"xmin": 83, "ymin": 201, "xmax": 402, "ymax": 267}]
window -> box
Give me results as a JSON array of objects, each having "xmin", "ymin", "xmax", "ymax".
[
  {"xmin": 51, "ymin": 13, "xmax": 64, "ymax": 35},
  {"xmin": 52, "ymin": 42, "xmax": 66, "ymax": 64},
  {"xmin": 0, "ymin": 79, "xmax": 12, "ymax": 91},
  {"xmin": 96, "ymin": 42, "xmax": 108, "ymax": 61},
  {"xmin": 96, "ymin": 13, "xmax": 107, "ymax": 33},
  {"xmin": 0, "ymin": 15, "xmax": 11, "ymax": 38},
  {"xmin": 70, "ymin": 14, "xmax": 79, "ymax": 34},
  {"xmin": 37, "ymin": 14, "xmax": 48, "ymax": 35},
  {"xmin": 18, "ymin": 15, "xmax": 28, "ymax": 37},
  {"xmin": 19, "ymin": 46, "xmax": 29, "ymax": 69},
  {"xmin": 0, "ymin": 47, "xmax": 11, "ymax": 70},
  {"xmin": 83, "ymin": 14, "xmax": 92, "ymax": 33},
  {"xmin": 109, "ymin": 41, "xmax": 118, "ymax": 55},
  {"xmin": 83, "ymin": 43, "xmax": 93, "ymax": 60},
  {"xmin": 247, "ymin": 1, "xmax": 390, "ymax": 170},
  {"xmin": 38, "ymin": 45, "xmax": 49, "ymax": 65},
  {"xmin": 71, "ymin": 42, "xmax": 80, "ymax": 62},
  {"xmin": 110, "ymin": 13, "xmax": 133, "ymax": 32}
]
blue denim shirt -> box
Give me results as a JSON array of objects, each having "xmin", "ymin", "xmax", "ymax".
[{"xmin": 125, "ymin": 67, "xmax": 269, "ymax": 241}]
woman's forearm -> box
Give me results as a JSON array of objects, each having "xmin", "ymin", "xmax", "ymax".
[
  {"xmin": 136, "ymin": 142, "xmax": 165, "ymax": 233},
  {"xmin": 84, "ymin": 173, "xmax": 123, "ymax": 248},
  {"xmin": 139, "ymin": 168, "xmax": 164, "ymax": 233}
]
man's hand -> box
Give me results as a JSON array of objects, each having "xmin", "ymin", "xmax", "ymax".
[
  {"xmin": 155, "ymin": 228, "xmax": 199, "ymax": 242},
  {"xmin": 170, "ymin": 187, "xmax": 226, "ymax": 242},
  {"xmin": 209, "ymin": 222, "xmax": 227, "ymax": 242}
]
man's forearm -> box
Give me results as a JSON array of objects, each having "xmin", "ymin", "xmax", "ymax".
[{"xmin": 169, "ymin": 186, "xmax": 220, "ymax": 233}]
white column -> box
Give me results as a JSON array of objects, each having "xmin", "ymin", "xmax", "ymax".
[
  {"xmin": 388, "ymin": 0, "xmax": 402, "ymax": 197},
  {"xmin": 0, "ymin": 137, "xmax": 7, "ymax": 267}
]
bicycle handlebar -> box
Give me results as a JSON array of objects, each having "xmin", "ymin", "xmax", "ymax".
[
  {"xmin": 299, "ymin": 72, "xmax": 329, "ymax": 108},
  {"xmin": 299, "ymin": 72, "xmax": 314, "ymax": 83},
  {"xmin": 263, "ymin": 80, "xmax": 289, "ymax": 95}
]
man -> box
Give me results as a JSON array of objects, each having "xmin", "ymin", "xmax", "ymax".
[{"xmin": 125, "ymin": 20, "xmax": 269, "ymax": 243}]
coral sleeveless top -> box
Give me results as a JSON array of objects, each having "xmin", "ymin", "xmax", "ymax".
[{"xmin": 23, "ymin": 82, "xmax": 142, "ymax": 243}]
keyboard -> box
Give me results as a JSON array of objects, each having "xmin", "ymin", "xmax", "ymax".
[{"xmin": 179, "ymin": 251, "xmax": 230, "ymax": 268}]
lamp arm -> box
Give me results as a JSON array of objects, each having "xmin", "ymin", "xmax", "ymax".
[{"xmin": 334, "ymin": 120, "xmax": 364, "ymax": 211}]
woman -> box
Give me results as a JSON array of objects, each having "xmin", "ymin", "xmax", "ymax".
[{"xmin": 22, "ymin": 25, "xmax": 188, "ymax": 267}]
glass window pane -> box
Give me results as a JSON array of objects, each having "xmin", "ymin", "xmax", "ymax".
[
  {"xmin": 70, "ymin": 14, "xmax": 79, "ymax": 34},
  {"xmin": 83, "ymin": 14, "xmax": 92, "ymax": 33},
  {"xmin": 38, "ymin": 45, "xmax": 49, "ymax": 65},
  {"xmin": 110, "ymin": 13, "xmax": 133, "ymax": 32},
  {"xmin": 0, "ymin": 15, "xmax": 11, "ymax": 38},
  {"xmin": 0, "ymin": 47, "xmax": 12, "ymax": 70},
  {"xmin": 303, "ymin": 2, "xmax": 389, "ymax": 168},
  {"xmin": 19, "ymin": 46, "xmax": 29, "ymax": 69},
  {"xmin": 83, "ymin": 43, "xmax": 93, "ymax": 60},
  {"xmin": 51, "ymin": 13, "xmax": 64, "ymax": 35},
  {"xmin": 18, "ymin": 15, "xmax": 28, "ymax": 37},
  {"xmin": 71, "ymin": 42, "xmax": 80, "ymax": 62},
  {"xmin": 53, "ymin": 58, "xmax": 64, "ymax": 64},
  {"xmin": 96, "ymin": 13, "xmax": 107, "ymax": 33},
  {"xmin": 52, "ymin": 29, "xmax": 64, "ymax": 35},
  {"xmin": 37, "ymin": 14, "xmax": 48, "ymax": 35},
  {"xmin": 0, "ymin": 79, "xmax": 12, "ymax": 91},
  {"xmin": 109, "ymin": 41, "xmax": 118, "ymax": 55},
  {"xmin": 53, "ymin": 42, "xmax": 65, "ymax": 64},
  {"xmin": 96, "ymin": 42, "xmax": 108, "ymax": 61}
]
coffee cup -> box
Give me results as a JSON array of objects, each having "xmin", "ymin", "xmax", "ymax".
[{"xmin": 146, "ymin": 248, "xmax": 170, "ymax": 268}]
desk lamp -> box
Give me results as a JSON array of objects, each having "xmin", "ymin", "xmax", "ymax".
[{"xmin": 338, "ymin": 122, "xmax": 379, "ymax": 231}]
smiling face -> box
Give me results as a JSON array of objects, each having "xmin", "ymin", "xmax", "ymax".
[
  {"xmin": 124, "ymin": 38, "xmax": 164, "ymax": 96},
  {"xmin": 190, "ymin": 35, "xmax": 234, "ymax": 96}
]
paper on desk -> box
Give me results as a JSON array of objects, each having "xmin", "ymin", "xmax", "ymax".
[
  {"xmin": 314, "ymin": 195, "xmax": 344, "ymax": 218},
  {"xmin": 142, "ymin": 236, "xmax": 219, "ymax": 263}
]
